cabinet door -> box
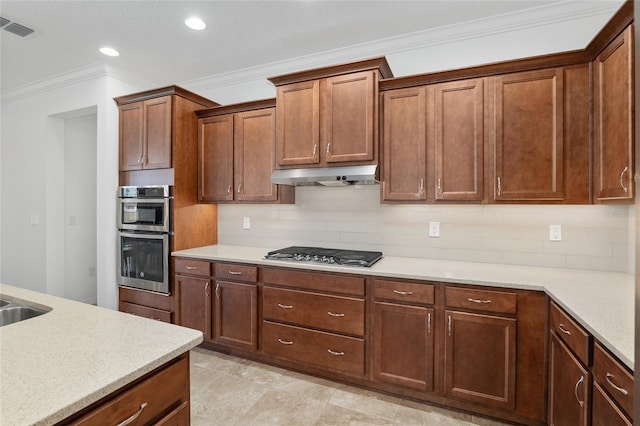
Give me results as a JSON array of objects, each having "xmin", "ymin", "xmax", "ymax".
[
  {"xmin": 372, "ymin": 302, "xmax": 434, "ymax": 392},
  {"xmin": 322, "ymin": 70, "xmax": 375, "ymax": 163},
  {"xmin": 594, "ymin": 25, "xmax": 634, "ymax": 202},
  {"xmin": 444, "ymin": 310, "xmax": 516, "ymax": 409},
  {"xmin": 198, "ymin": 114, "xmax": 234, "ymax": 202},
  {"xmin": 381, "ymin": 87, "xmax": 427, "ymax": 201},
  {"xmin": 433, "ymin": 79, "xmax": 484, "ymax": 201},
  {"xmin": 493, "ymin": 69, "xmax": 564, "ymax": 201},
  {"xmin": 235, "ymin": 108, "xmax": 278, "ymax": 201},
  {"xmin": 176, "ymin": 275, "xmax": 211, "ymax": 340},
  {"xmin": 276, "ymin": 80, "xmax": 320, "ymax": 166},
  {"xmin": 548, "ymin": 332, "xmax": 590, "ymax": 426},
  {"xmin": 213, "ymin": 281, "xmax": 258, "ymax": 350},
  {"xmin": 119, "ymin": 102, "xmax": 144, "ymax": 171},
  {"xmin": 592, "ymin": 381, "xmax": 632, "ymax": 426},
  {"xmin": 143, "ymin": 96, "xmax": 172, "ymax": 170}
]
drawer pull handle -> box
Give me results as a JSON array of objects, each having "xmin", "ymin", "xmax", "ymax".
[
  {"xmin": 328, "ymin": 349, "xmax": 345, "ymax": 356},
  {"xmin": 393, "ymin": 290, "xmax": 413, "ymax": 296},
  {"xmin": 574, "ymin": 375, "xmax": 585, "ymax": 407},
  {"xmin": 277, "ymin": 303, "xmax": 293, "ymax": 309},
  {"xmin": 606, "ymin": 372, "xmax": 629, "ymax": 395},
  {"xmin": 327, "ymin": 311, "xmax": 345, "ymax": 317},
  {"xmin": 620, "ymin": 166, "xmax": 629, "ymax": 192},
  {"xmin": 185, "ymin": 266, "xmax": 198, "ymax": 270},
  {"xmin": 117, "ymin": 402, "xmax": 148, "ymax": 426},
  {"xmin": 278, "ymin": 338, "xmax": 293, "ymax": 345},
  {"xmin": 228, "ymin": 271, "xmax": 242, "ymax": 275},
  {"xmin": 557, "ymin": 324, "xmax": 572, "ymax": 335},
  {"xmin": 467, "ymin": 298, "xmax": 492, "ymax": 304}
]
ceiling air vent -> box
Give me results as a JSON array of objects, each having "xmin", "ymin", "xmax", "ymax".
[
  {"xmin": 4, "ymin": 22, "xmax": 34, "ymax": 37},
  {"xmin": 0, "ymin": 17, "xmax": 10, "ymax": 28}
]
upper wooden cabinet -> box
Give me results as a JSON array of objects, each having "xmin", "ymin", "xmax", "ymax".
[
  {"xmin": 492, "ymin": 68, "xmax": 565, "ymax": 201},
  {"xmin": 269, "ymin": 57, "xmax": 393, "ymax": 168},
  {"xmin": 381, "ymin": 86, "xmax": 427, "ymax": 201},
  {"xmin": 380, "ymin": 78, "xmax": 484, "ymax": 203},
  {"xmin": 196, "ymin": 100, "xmax": 294, "ymax": 204},
  {"xmin": 115, "ymin": 86, "xmax": 217, "ymax": 173},
  {"xmin": 433, "ymin": 79, "xmax": 485, "ymax": 202},
  {"xmin": 593, "ymin": 25, "xmax": 635, "ymax": 203},
  {"xmin": 118, "ymin": 96, "xmax": 172, "ymax": 171}
]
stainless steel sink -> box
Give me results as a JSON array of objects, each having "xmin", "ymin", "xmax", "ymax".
[{"xmin": 0, "ymin": 295, "xmax": 51, "ymax": 327}]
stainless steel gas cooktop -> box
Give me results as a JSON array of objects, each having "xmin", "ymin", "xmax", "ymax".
[{"xmin": 265, "ymin": 246, "xmax": 383, "ymax": 268}]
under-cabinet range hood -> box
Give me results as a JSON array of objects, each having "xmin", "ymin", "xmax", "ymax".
[{"xmin": 270, "ymin": 165, "xmax": 379, "ymax": 187}]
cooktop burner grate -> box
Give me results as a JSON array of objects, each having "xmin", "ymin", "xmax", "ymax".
[{"xmin": 265, "ymin": 246, "xmax": 383, "ymax": 267}]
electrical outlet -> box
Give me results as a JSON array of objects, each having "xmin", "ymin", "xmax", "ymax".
[
  {"xmin": 428, "ymin": 221, "xmax": 440, "ymax": 237},
  {"xmin": 89, "ymin": 267, "xmax": 96, "ymax": 277},
  {"xmin": 243, "ymin": 217, "xmax": 251, "ymax": 230},
  {"xmin": 30, "ymin": 215, "xmax": 39, "ymax": 226},
  {"xmin": 549, "ymin": 225, "xmax": 562, "ymax": 241}
]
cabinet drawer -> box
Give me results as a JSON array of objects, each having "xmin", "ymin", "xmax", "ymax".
[
  {"xmin": 155, "ymin": 401, "xmax": 189, "ymax": 426},
  {"xmin": 592, "ymin": 342, "xmax": 634, "ymax": 419},
  {"xmin": 263, "ymin": 287, "xmax": 364, "ymax": 336},
  {"xmin": 174, "ymin": 258, "xmax": 211, "ymax": 277},
  {"xmin": 262, "ymin": 320, "xmax": 365, "ymax": 377},
  {"xmin": 445, "ymin": 286, "xmax": 516, "ymax": 315},
  {"xmin": 549, "ymin": 301, "xmax": 591, "ymax": 365},
  {"xmin": 215, "ymin": 263, "xmax": 257, "ymax": 283},
  {"xmin": 262, "ymin": 268, "xmax": 365, "ymax": 296},
  {"xmin": 120, "ymin": 301, "xmax": 172, "ymax": 323},
  {"xmin": 592, "ymin": 381, "xmax": 632, "ymax": 426},
  {"xmin": 374, "ymin": 279, "xmax": 434, "ymax": 304},
  {"xmin": 71, "ymin": 355, "xmax": 189, "ymax": 425}
]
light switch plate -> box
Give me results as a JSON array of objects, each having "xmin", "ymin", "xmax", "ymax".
[
  {"xmin": 428, "ymin": 221, "xmax": 440, "ymax": 237},
  {"xmin": 549, "ymin": 225, "xmax": 562, "ymax": 241},
  {"xmin": 243, "ymin": 217, "xmax": 251, "ymax": 230}
]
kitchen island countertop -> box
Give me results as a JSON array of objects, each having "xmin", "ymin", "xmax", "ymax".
[
  {"xmin": 0, "ymin": 283, "xmax": 203, "ymax": 426},
  {"xmin": 173, "ymin": 244, "xmax": 634, "ymax": 370}
]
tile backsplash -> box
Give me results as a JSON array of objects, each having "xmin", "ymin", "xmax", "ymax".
[{"xmin": 218, "ymin": 185, "xmax": 632, "ymax": 273}]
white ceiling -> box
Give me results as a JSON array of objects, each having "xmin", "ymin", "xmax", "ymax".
[{"xmin": 0, "ymin": 0, "xmax": 625, "ymax": 95}]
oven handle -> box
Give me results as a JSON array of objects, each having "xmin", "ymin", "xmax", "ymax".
[{"xmin": 118, "ymin": 231, "xmax": 169, "ymax": 240}]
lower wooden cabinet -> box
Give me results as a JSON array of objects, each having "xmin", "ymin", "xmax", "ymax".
[
  {"xmin": 592, "ymin": 381, "xmax": 632, "ymax": 426},
  {"xmin": 66, "ymin": 353, "xmax": 190, "ymax": 425},
  {"xmin": 213, "ymin": 280, "xmax": 258, "ymax": 350},
  {"xmin": 118, "ymin": 286, "xmax": 174, "ymax": 323},
  {"xmin": 444, "ymin": 310, "xmax": 516, "ymax": 410},
  {"xmin": 176, "ymin": 275, "xmax": 212, "ymax": 340},
  {"xmin": 372, "ymin": 301, "xmax": 434, "ymax": 391},
  {"xmin": 548, "ymin": 331, "xmax": 590, "ymax": 426}
]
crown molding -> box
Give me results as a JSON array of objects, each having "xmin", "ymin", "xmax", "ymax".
[
  {"xmin": 1, "ymin": 1, "xmax": 624, "ymax": 103},
  {"xmin": 182, "ymin": 1, "xmax": 622, "ymax": 93}
]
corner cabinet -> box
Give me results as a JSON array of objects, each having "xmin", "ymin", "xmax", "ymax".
[
  {"xmin": 197, "ymin": 100, "xmax": 294, "ymax": 204},
  {"xmin": 269, "ymin": 57, "xmax": 393, "ymax": 168},
  {"xmin": 593, "ymin": 25, "xmax": 635, "ymax": 203}
]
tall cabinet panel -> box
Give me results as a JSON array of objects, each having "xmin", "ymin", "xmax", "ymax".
[
  {"xmin": 433, "ymin": 79, "xmax": 484, "ymax": 201},
  {"xmin": 143, "ymin": 96, "xmax": 173, "ymax": 170},
  {"xmin": 234, "ymin": 108, "xmax": 278, "ymax": 201},
  {"xmin": 198, "ymin": 115, "xmax": 234, "ymax": 202},
  {"xmin": 594, "ymin": 25, "xmax": 634, "ymax": 202},
  {"xmin": 276, "ymin": 80, "xmax": 320, "ymax": 166},
  {"xmin": 322, "ymin": 71, "xmax": 375, "ymax": 163},
  {"xmin": 493, "ymin": 68, "xmax": 564, "ymax": 201},
  {"xmin": 381, "ymin": 86, "xmax": 427, "ymax": 201}
]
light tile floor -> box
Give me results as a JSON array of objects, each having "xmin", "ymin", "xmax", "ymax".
[{"xmin": 189, "ymin": 348, "xmax": 511, "ymax": 426}]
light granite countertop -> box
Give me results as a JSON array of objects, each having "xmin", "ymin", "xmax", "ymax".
[
  {"xmin": 0, "ymin": 283, "xmax": 203, "ymax": 426},
  {"xmin": 173, "ymin": 244, "xmax": 635, "ymax": 370}
]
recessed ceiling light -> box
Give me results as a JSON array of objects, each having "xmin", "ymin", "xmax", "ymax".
[
  {"xmin": 99, "ymin": 47, "xmax": 119, "ymax": 57},
  {"xmin": 185, "ymin": 16, "xmax": 206, "ymax": 31}
]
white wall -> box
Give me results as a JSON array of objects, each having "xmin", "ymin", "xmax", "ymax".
[{"xmin": 1, "ymin": 67, "xmax": 145, "ymax": 309}]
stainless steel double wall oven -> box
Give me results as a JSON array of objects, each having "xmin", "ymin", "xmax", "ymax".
[{"xmin": 117, "ymin": 185, "xmax": 172, "ymax": 294}]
